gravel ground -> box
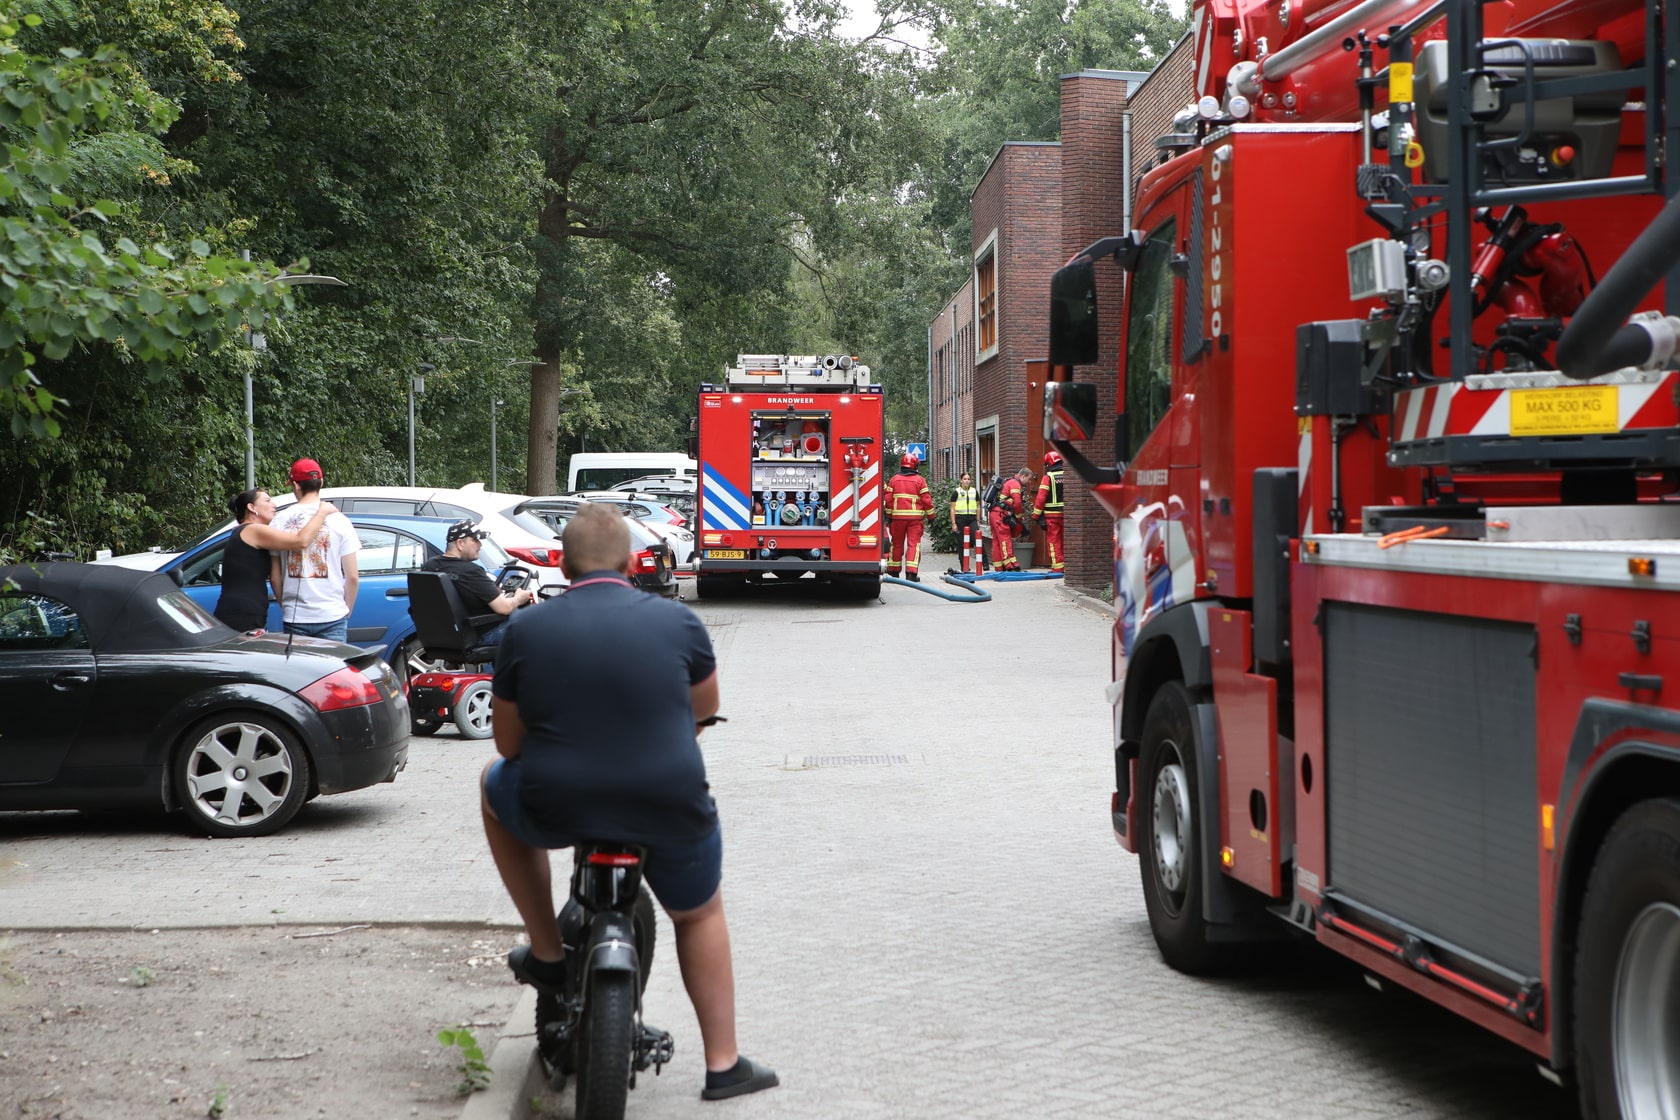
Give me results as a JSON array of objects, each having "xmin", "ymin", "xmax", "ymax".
[{"xmin": 0, "ymin": 924, "xmax": 523, "ymax": 1120}]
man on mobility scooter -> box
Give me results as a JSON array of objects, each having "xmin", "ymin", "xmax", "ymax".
[{"xmin": 406, "ymin": 520, "xmax": 535, "ymax": 739}]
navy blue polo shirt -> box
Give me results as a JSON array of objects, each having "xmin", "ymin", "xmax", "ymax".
[{"xmin": 492, "ymin": 571, "xmax": 718, "ymax": 844}]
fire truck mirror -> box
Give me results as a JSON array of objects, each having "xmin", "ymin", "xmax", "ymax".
[
  {"xmin": 1049, "ymin": 260, "xmax": 1099, "ymax": 367},
  {"xmin": 1044, "ymin": 381, "xmax": 1098, "ymax": 443}
]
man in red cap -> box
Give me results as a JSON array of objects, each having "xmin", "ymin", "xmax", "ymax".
[{"xmin": 268, "ymin": 458, "xmax": 360, "ymax": 641}]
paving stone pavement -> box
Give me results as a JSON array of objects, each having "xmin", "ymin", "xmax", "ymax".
[{"xmin": 0, "ymin": 560, "xmax": 1580, "ymax": 1118}]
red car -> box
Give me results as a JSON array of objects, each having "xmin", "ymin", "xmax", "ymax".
[{"xmin": 509, "ymin": 500, "xmax": 677, "ymax": 597}]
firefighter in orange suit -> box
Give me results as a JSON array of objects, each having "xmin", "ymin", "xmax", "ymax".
[
  {"xmin": 989, "ymin": 468, "xmax": 1032, "ymax": 571},
  {"xmin": 885, "ymin": 453, "xmax": 933, "ymax": 582},
  {"xmin": 1033, "ymin": 449, "xmax": 1066, "ymax": 572}
]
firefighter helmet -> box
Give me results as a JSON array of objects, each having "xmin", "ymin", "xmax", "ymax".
[
  {"xmin": 1043, "ymin": 449, "xmax": 1063, "ymax": 467},
  {"xmin": 901, "ymin": 453, "xmax": 920, "ymax": 469}
]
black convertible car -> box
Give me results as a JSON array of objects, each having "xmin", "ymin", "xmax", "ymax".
[{"xmin": 0, "ymin": 563, "xmax": 409, "ymax": 837}]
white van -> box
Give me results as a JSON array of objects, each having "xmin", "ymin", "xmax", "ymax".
[{"xmin": 565, "ymin": 453, "xmax": 697, "ymax": 493}]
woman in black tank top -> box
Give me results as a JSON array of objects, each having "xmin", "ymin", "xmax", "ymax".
[{"xmin": 214, "ymin": 488, "xmax": 337, "ymax": 633}]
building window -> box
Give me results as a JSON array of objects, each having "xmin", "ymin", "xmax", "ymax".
[{"xmin": 974, "ymin": 231, "xmax": 998, "ymax": 361}]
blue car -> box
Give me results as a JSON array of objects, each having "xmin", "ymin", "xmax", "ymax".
[{"xmin": 156, "ymin": 514, "xmax": 521, "ymax": 687}]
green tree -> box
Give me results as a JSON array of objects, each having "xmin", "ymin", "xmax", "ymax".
[
  {"xmin": 0, "ymin": 1, "xmax": 287, "ymax": 441},
  {"xmin": 517, "ymin": 0, "xmax": 945, "ymax": 490}
]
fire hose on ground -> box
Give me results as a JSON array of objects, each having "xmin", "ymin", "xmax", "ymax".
[{"xmin": 880, "ymin": 571, "xmax": 992, "ymax": 603}]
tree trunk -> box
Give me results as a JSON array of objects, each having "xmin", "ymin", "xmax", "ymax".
[
  {"xmin": 528, "ymin": 159, "xmax": 570, "ymax": 494},
  {"xmin": 527, "ymin": 353, "xmax": 561, "ymax": 494}
]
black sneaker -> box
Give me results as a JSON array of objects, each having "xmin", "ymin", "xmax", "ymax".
[
  {"xmin": 508, "ymin": 945, "xmax": 570, "ymax": 997},
  {"xmin": 702, "ymin": 1056, "xmax": 779, "ymax": 1101}
]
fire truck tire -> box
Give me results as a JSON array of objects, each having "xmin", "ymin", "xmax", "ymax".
[
  {"xmin": 1572, "ymin": 797, "xmax": 1680, "ymax": 1120},
  {"xmin": 696, "ymin": 574, "xmax": 746, "ymax": 599},
  {"xmin": 1139, "ymin": 681, "xmax": 1236, "ymax": 975},
  {"xmin": 839, "ymin": 575, "xmax": 880, "ymax": 601}
]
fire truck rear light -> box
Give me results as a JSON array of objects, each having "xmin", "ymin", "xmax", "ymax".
[
  {"xmin": 721, "ymin": 534, "xmax": 735, "ymax": 547},
  {"xmin": 703, "ymin": 533, "xmax": 723, "ymax": 545},
  {"xmin": 1630, "ymin": 557, "xmax": 1657, "ymax": 576},
  {"xmin": 1220, "ymin": 846, "xmax": 1235, "ymax": 868},
  {"xmin": 731, "ymin": 395, "xmax": 743, "ymax": 403},
  {"xmin": 1304, "ymin": 540, "xmax": 1321, "ymax": 556},
  {"xmin": 1541, "ymin": 804, "xmax": 1555, "ymax": 851},
  {"xmin": 848, "ymin": 534, "xmax": 859, "ymax": 548}
]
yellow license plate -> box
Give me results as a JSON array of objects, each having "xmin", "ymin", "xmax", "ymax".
[
  {"xmin": 707, "ymin": 549, "xmax": 746, "ymax": 559},
  {"xmin": 1509, "ymin": 386, "xmax": 1619, "ymax": 436}
]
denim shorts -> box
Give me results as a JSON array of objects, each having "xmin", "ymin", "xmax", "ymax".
[
  {"xmin": 283, "ymin": 616, "xmax": 348, "ymax": 642},
  {"xmin": 483, "ymin": 757, "xmax": 722, "ymax": 913}
]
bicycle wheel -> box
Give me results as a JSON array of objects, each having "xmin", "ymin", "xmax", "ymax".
[{"xmin": 574, "ymin": 970, "xmax": 636, "ymax": 1120}]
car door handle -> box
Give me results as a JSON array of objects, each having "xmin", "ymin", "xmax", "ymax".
[
  {"xmin": 50, "ymin": 671, "xmax": 91, "ymax": 690},
  {"xmin": 386, "ymin": 588, "xmax": 409, "ymax": 598}
]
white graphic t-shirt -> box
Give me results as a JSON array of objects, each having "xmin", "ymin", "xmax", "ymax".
[{"xmin": 270, "ymin": 503, "xmax": 360, "ymax": 624}]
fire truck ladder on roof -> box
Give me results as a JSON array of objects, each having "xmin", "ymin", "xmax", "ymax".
[
  {"xmin": 1355, "ymin": 0, "xmax": 1680, "ymax": 477},
  {"xmin": 1423, "ymin": 0, "xmax": 1679, "ymax": 381}
]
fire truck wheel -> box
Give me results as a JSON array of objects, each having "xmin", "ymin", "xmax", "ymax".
[
  {"xmin": 696, "ymin": 574, "xmax": 743, "ymax": 599},
  {"xmin": 842, "ymin": 575, "xmax": 880, "ymax": 601},
  {"xmin": 1573, "ymin": 797, "xmax": 1680, "ymax": 1120},
  {"xmin": 1138, "ymin": 681, "xmax": 1229, "ymax": 975}
]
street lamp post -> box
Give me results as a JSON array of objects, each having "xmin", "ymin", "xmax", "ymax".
[
  {"xmin": 240, "ymin": 251, "xmax": 348, "ymax": 490},
  {"xmin": 490, "ymin": 398, "xmax": 504, "ymax": 492},
  {"xmin": 410, "ymin": 364, "xmax": 434, "ymax": 487}
]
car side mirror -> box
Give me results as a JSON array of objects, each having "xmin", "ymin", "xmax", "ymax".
[
  {"xmin": 167, "ymin": 567, "xmax": 186, "ymax": 588},
  {"xmin": 1048, "ymin": 260, "xmax": 1099, "ymax": 368}
]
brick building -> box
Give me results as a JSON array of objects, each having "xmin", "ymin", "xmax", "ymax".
[{"xmin": 927, "ymin": 34, "xmax": 1194, "ymax": 589}]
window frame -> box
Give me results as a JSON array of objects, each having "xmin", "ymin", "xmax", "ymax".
[
  {"xmin": 0, "ymin": 592, "xmax": 90, "ymax": 650},
  {"xmin": 1123, "ymin": 218, "xmax": 1180, "ymax": 460},
  {"xmin": 974, "ymin": 229, "xmax": 999, "ymax": 363}
]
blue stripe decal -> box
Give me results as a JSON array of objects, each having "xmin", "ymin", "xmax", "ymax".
[{"xmin": 702, "ymin": 463, "xmax": 750, "ymax": 530}]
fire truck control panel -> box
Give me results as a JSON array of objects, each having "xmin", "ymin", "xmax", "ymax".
[{"xmin": 694, "ymin": 354, "xmax": 884, "ymax": 600}]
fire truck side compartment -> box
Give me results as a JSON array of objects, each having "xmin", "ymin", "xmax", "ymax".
[
  {"xmin": 1251, "ymin": 468, "xmax": 1298, "ymax": 670},
  {"xmin": 1323, "ymin": 603, "xmax": 1541, "ymax": 979}
]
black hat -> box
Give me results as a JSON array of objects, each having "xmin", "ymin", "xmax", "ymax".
[{"xmin": 446, "ymin": 520, "xmax": 486, "ymax": 544}]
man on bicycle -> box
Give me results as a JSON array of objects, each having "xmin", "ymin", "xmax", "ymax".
[{"xmin": 478, "ymin": 502, "xmax": 777, "ymax": 1101}]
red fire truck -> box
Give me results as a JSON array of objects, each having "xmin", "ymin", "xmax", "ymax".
[
  {"xmin": 694, "ymin": 354, "xmax": 884, "ymax": 599},
  {"xmin": 1042, "ymin": 0, "xmax": 1680, "ymax": 1114}
]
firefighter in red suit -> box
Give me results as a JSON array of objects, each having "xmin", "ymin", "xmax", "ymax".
[
  {"xmin": 989, "ymin": 467, "xmax": 1032, "ymax": 571},
  {"xmin": 885, "ymin": 453, "xmax": 933, "ymax": 582},
  {"xmin": 1033, "ymin": 449, "xmax": 1066, "ymax": 572}
]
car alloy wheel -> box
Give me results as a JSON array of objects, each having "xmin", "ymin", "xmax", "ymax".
[{"xmin": 176, "ymin": 714, "xmax": 311, "ymax": 838}]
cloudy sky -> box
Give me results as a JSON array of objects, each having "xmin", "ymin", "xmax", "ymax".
[{"xmin": 835, "ymin": 1, "xmax": 1189, "ymax": 44}]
